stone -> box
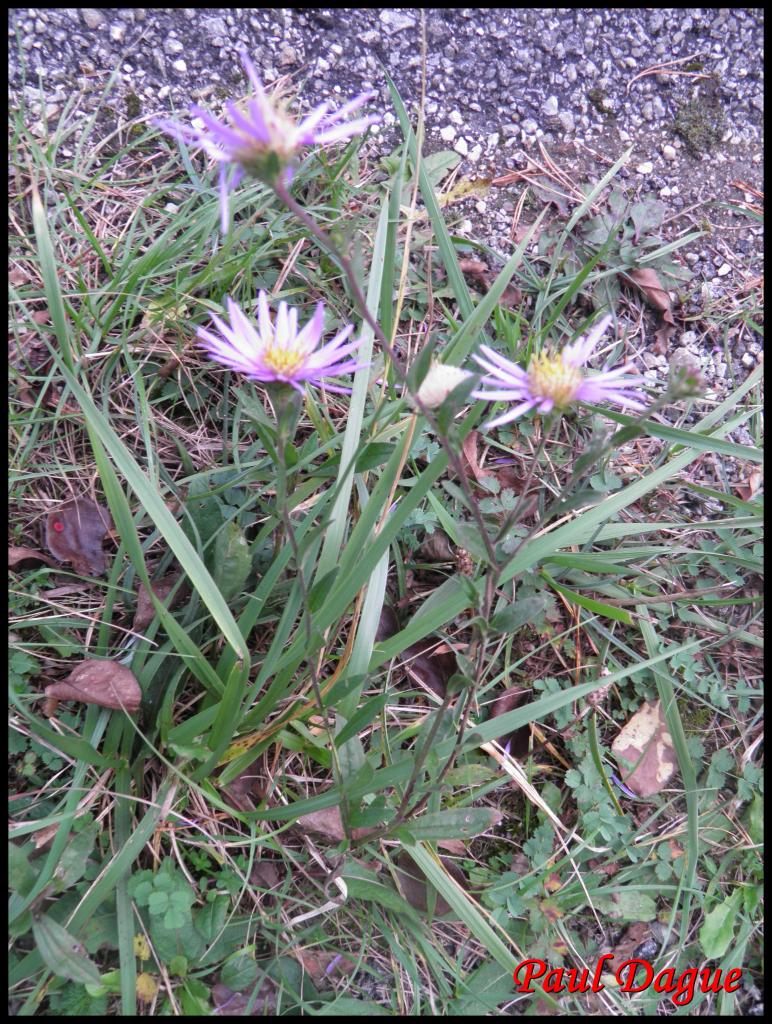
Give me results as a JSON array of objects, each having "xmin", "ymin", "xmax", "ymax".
[
  {"xmin": 440, "ymin": 125, "xmax": 456, "ymax": 142},
  {"xmin": 80, "ymin": 9, "xmax": 105, "ymax": 29},
  {"xmin": 662, "ymin": 144, "xmax": 677, "ymax": 161},
  {"xmin": 379, "ymin": 10, "xmax": 416, "ymax": 34},
  {"xmin": 636, "ymin": 161, "xmax": 654, "ymax": 174},
  {"xmin": 454, "ymin": 137, "xmax": 469, "ymax": 156},
  {"xmin": 542, "ymin": 95, "xmax": 559, "ymax": 117}
]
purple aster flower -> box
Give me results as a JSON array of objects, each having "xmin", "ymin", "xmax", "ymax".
[
  {"xmin": 472, "ymin": 314, "xmax": 647, "ymax": 430},
  {"xmin": 197, "ymin": 292, "xmax": 365, "ymax": 394},
  {"xmin": 157, "ymin": 52, "xmax": 377, "ymax": 232}
]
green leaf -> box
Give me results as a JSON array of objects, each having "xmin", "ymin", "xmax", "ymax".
[
  {"xmin": 541, "ymin": 572, "xmax": 633, "ymax": 624},
  {"xmin": 53, "ymin": 822, "xmax": 100, "ymax": 891},
  {"xmin": 194, "ymin": 894, "xmax": 229, "ymax": 943},
  {"xmin": 700, "ymin": 890, "xmax": 743, "ymax": 959},
  {"xmin": 490, "ymin": 596, "xmax": 549, "ymax": 633},
  {"xmin": 32, "ymin": 912, "xmax": 102, "ymax": 986},
  {"xmin": 593, "ymin": 890, "xmax": 657, "ymax": 922},
  {"xmin": 221, "ymin": 951, "xmax": 258, "ymax": 990},
  {"xmin": 746, "ymin": 792, "xmax": 763, "ymax": 845},
  {"xmin": 403, "ymin": 807, "xmax": 500, "ymax": 841},
  {"xmin": 213, "ymin": 521, "xmax": 252, "ymax": 602},
  {"xmin": 9, "ymin": 842, "xmax": 35, "ymax": 897}
]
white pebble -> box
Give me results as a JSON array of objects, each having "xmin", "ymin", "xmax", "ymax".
[
  {"xmin": 662, "ymin": 144, "xmax": 677, "ymax": 161},
  {"xmin": 440, "ymin": 125, "xmax": 456, "ymax": 142},
  {"xmin": 172, "ymin": 59, "xmax": 187, "ymax": 73},
  {"xmin": 454, "ymin": 137, "xmax": 469, "ymax": 157},
  {"xmin": 717, "ymin": 263, "xmax": 732, "ymax": 277},
  {"xmin": 636, "ymin": 161, "xmax": 654, "ymax": 174}
]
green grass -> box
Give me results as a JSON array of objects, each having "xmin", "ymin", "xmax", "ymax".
[{"xmin": 9, "ymin": 58, "xmax": 763, "ymax": 1017}]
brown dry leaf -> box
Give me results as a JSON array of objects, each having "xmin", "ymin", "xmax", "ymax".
[
  {"xmin": 211, "ymin": 977, "xmax": 278, "ymax": 1016},
  {"xmin": 436, "ymin": 838, "xmax": 467, "ymax": 855},
  {"xmin": 133, "ymin": 574, "xmax": 188, "ymax": 632},
  {"xmin": 9, "ymin": 545, "xmax": 56, "ymax": 569},
  {"xmin": 292, "ymin": 950, "xmax": 356, "ymax": 988},
  {"xmin": 461, "ymin": 430, "xmax": 496, "ymax": 487},
  {"xmin": 44, "ymin": 660, "xmax": 141, "ymax": 715},
  {"xmin": 458, "ymin": 258, "xmax": 521, "ymax": 307},
  {"xmin": 401, "ymin": 639, "xmax": 457, "ymax": 698},
  {"xmin": 734, "ymin": 467, "xmax": 763, "ymax": 501},
  {"xmin": 45, "ymin": 498, "xmax": 113, "ymax": 576},
  {"xmin": 394, "ymin": 850, "xmax": 467, "ymax": 917},
  {"xmin": 295, "ymin": 806, "xmax": 372, "ymax": 842},
  {"xmin": 490, "ymin": 685, "xmax": 530, "ymax": 759},
  {"xmin": 611, "ymin": 699, "xmax": 678, "ymax": 797},
  {"xmin": 418, "ymin": 530, "xmax": 454, "ymax": 562},
  {"xmin": 250, "ymin": 859, "xmax": 282, "ymax": 893},
  {"xmin": 610, "ymin": 921, "xmax": 651, "ymax": 963},
  {"xmin": 222, "ymin": 756, "xmax": 267, "ymax": 812},
  {"xmin": 462, "ymin": 432, "xmax": 521, "ymax": 492},
  {"xmin": 626, "ymin": 268, "xmax": 676, "ymax": 355},
  {"xmin": 375, "ymin": 604, "xmax": 400, "ymax": 643}
]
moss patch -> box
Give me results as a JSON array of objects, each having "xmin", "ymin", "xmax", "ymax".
[{"xmin": 673, "ymin": 79, "xmax": 726, "ymax": 155}]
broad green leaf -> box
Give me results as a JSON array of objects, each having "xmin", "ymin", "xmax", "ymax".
[
  {"xmin": 213, "ymin": 521, "xmax": 252, "ymax": 602},
  {"xmin": 32, "ymin": 912, "xmax": 102, "ymax": 986},
  {"xmin": 700, "ymin": 890, "xmax": 743, "ymax": 959},
  {"xmin": 403, "ymin": 807, "xmax": 501, "ymax": 841},
  {"xmin": 490, "ymin": 596, "xmax": 549, "ymax": 633}
]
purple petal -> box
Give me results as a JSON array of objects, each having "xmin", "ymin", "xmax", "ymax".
[
  {"xmin": 471, "ymin": 386, "xmax": 531, "ymax": 402},
  {"xmin": 218, "ymin": 164, "xmax": 230, "ymax": 234},
  {"xmin": 311, "ymin": 117, "xmax": 377, "ymax": 145},
  {"xmin": 483, "ymin": 399, "xmax": 539, "ymax": 430},
  {"xmin": 563, "ymin": 314, "xmax": 613, "ymax": 366}
]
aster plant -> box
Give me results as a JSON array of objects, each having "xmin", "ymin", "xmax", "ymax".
[
  {"xmin": 472, "ymin": 314, "xmax": 647, "ymax": 429},
  {"xmin": 197, "ymin": 292, "xmax": 364, "ymax": 395},
  {"xmin": 157, "ymin": 52, "xmax": 377, "ymax": 232}
]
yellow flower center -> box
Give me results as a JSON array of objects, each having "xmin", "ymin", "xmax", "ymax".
[
  {"xmin": 262, "ymin": 345, "xmax": 306, "ymax": 378},
  {"xmin": 527, "ymin": 352, "xmax": 583, "ymax": 407}
]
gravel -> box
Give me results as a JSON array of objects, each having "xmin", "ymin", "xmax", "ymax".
[{"xmin": 9, "ymin": 8, "xmax": 764, "ymax": 397}]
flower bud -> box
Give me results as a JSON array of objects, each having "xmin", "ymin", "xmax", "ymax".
[
  {"xmin": 415, "ymin": 362, "xmax": 472, "ymax": 409},
  {"xmin": 667, "ymin": 350, "xmax": 704, "ymax": 399}
]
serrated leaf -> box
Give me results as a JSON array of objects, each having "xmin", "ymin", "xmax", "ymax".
[{"xmin": 32, "ymin": 911, "xmax": 102, "ymax": 985}]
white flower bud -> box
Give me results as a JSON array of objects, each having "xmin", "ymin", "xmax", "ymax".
[{"xmin": 415, "ymin": 362, "xmax": 472, "ymax": 409}]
